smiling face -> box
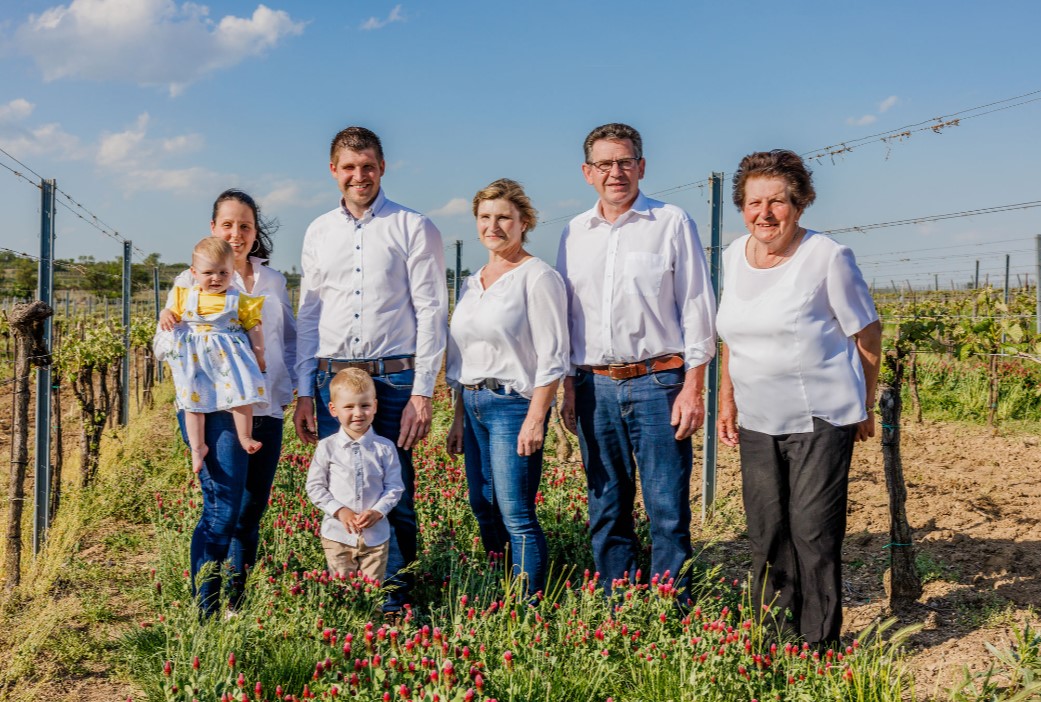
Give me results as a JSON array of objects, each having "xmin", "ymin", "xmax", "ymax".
[
  {"xmin": 210, "ymin": 199, "xmax": 257, "ymax": 267},
  {"xmin": 476, "ymin": 198, "xmax": 527, "ymax": 259},
  {"xmin": 330, "ymin": 147, "xmax": 385, "ymax": 218},
  {"xmin": 741, "ymin": 176, "xmax": 804, "ymax": 246},
  {"xmin": 190, "ymin": 253, "xmax": 234, "ymax": 294},
  {"xmin": 582, "ymin": 137, "xmax": 645, "ymax": 220},
  {"xmin": 328, "ymin": 386, "xmax": 377, "ymax": 440}
]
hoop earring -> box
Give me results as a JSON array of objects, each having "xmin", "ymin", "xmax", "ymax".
[{"xmin": 249, "ymin": 239, "xmax": 260, "ymax": 255}]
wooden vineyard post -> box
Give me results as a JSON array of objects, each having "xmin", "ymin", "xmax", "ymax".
[
  {"xmin": 5, "ymin": 301, "xmax": 53, "ymax": 589},
  {"xmin": 879, "ymin": 352, "xmax": 922, "ymax": 606}
]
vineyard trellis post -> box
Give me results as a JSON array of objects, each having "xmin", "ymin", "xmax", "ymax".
[
  {"xmin": 1036, "ymin": 234, "xmax": 1041, "ymax": 335},
  {"xmin": 454, "ymin": 239, "xmax": 462, "ymax": 303},
  {"xmin": 33, "ymin": 178, "xmax": 56, "ymax": 554},
  {"xmin": 120, "ymin": 240, "xmax": 131, "ymax": 426},
  {"xmin": 701, "ymin": 171, "xmax": 723, "ymax": 523},
  {"xmin": 153, "ymin": 266, "xmax": 163, "ymax": 382}
]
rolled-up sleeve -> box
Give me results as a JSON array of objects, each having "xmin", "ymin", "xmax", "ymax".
[
  {"xmin": 527, "ymin": 269, "xmax": 570, "ymax": 388},
  {"xmin": 406, "ymin": 216, "xmax": 448, "ymax": 397},
  {"xmin": 673, "ymin": 215, "xmax": 717, "ymax": 368}
]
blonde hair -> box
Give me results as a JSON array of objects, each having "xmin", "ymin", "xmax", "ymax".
[
  {"xmin": 330, "ymin": 368, "xmax": 375, "ymax": 399},
  {"xmin": 192, "ymin": 237, "xmax": 234, "ymax": 266}
]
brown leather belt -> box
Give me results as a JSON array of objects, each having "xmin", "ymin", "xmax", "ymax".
[
  {"xmin": 317, "ymin": 356, "xmax": 415, "ymax": 376},
  {"xmin": 579, "ymin": 353, "xmax": 684, "ymax": 381}
]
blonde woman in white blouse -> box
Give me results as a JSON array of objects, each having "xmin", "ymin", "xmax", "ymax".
[
  {"xmin": 446, "ymin": 179, "xmax": 569, "ymax": 597},
  {"xmin": 716, "ymin": 150, "xmax": 882, "ymax": 647}
]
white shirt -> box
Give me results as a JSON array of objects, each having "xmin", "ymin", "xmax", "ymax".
[
  {"xmin": 305, "ymin": 426, "xmax": 405, "ymax": 547},
  {"xmin": 296, "ymin": 189, "xmax": 448, "ymax": 398},
  {"xmin": 716, "ymin": 230, "xmax": 879, "ymax": 434},
  {"xmin": 168, "ymin": 257, "xmax": 297, "ymax": 418},
  {"xmin": 446, "ymin": 257, "xmax": 569, "ymax": 399},
  {"xmin": 556, "ymin": 192, "xmax": 717, "ymax": 371}
]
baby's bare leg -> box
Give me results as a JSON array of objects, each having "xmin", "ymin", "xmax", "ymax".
[
  {"xmin": 231, "ymin": 406, "xmax": 262, "ymax": 455},
  {"xmin": 184, "ymin": 410, "xmax": 209, "ymax": 474}
]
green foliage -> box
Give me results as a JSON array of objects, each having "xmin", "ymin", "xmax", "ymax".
[
  {"xmin": 53, "ymin": 322, "xmax": 126, "ymax": 379},
  {"xmin": 950, "ymin": 620, "xmax": 1041, "ymax": 701}
]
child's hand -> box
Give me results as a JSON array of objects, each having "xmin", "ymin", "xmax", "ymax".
[
  {"xmin": 159, "ymin": 308, "xmax": 180, "ymax": 331},
  {"xmin": 353, "ymin": 509, "xmax": 383, "ymax": 530},
  {"xmin": 255, "ymin": 351, "xmax": 267, "ymax": 373},
  {"xmin": 335, "ymin": 506, "xmax": 360, "ymax": 533}
]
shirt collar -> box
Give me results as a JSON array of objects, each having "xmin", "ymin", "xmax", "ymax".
[
  {"xmin": 583, "ymin": 190, "xmax": 651, "ymax": 228},
  {"xmin": 338, "ymin": 425, "xmax": 375, "ymax": 449},
  {"xmin": 339, "ymin": 188, "xmax": 387, "ymax": 223}
]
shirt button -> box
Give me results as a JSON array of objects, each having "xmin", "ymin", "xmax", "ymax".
[
  {"xmin": 354, "ymin": 313, "xmax": 359, "ymax": 319},
  {"xmin": 354, "ymin": 337, "xmax": 360, "ymax": 342},
  {"xmin": 355, "ymin": 290, "xmax": 360, "ymax": 295},
  {"xmin": 355, "ymin": 268, "xmax": 361, "ymax": 272},
  {"xmin": 356, "ymin": 245, "xmax": 361, "ymax": 250}
]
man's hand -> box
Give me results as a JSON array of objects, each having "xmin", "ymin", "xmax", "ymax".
[
  {"xmin": 294, "ymin": 396, "xmax": 318, "ymax": 445},
  {"xmin": 335, "ymin": 506, "xmax": 360, "ymax": 533},
  {"xmin": 670, "ymin": 382, "xmax": 705, "ymax": 440},
  {"xmin": 354, "ymin": 509, "xmax": 383, "ymax": 530},
  {"xmin": 158, "ymin": 308, "xmax": 180, "ymax": 331},
  {"xmin": 718, "ymin": 397, "xmax": 740, "ymax": 447},
  {"xmin": 446, "ymin": 412, "xmax": 465, "ymax": 456},
  {"xmin": 398, "ymin": 395, "xmax": 432, "ymax": 450},
  {"xmin": 517, "ymin": 418, "xmax": 545, "ymax": 457},
  {"xmin": 855, "ymin": 413, "xmax": 876, "ymax": 442},
  {"xmin": 560, "ymin": 376, "xmax": 577, "ymax": 434}
]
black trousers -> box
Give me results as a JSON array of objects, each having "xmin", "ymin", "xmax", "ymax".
[{"xmin": 738, "ymin": 417, "xmax": 856, "ymax": 645}]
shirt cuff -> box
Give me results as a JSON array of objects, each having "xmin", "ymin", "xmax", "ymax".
[
  {"xmin": 297, "ymin": 370, "xmax": 316, "ymax": 398},
  {"xmin": 412, "ymin": 371, "xmax": 435, "ymax": 398},
  {"xmin": 324, "ymin": 499, "xmax": 346, "ymax": 519}
]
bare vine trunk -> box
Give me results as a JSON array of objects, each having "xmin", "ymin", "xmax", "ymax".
[
  {"xmin": 987, "ymin": 355, "xmax": 999, "ymax": 427},
  {"xmin": 50, "ymin": 377, "xmax": 63, "ymax": 523},
  {"xmin": 143, "ymin": 346, "xmax": 155, "ymax": 409},
  {"xmin": 908, "ymin": 349, "xmax": 923, "ymax": 423},
  {"xmin": 879, "ymin": 353, "xmax": 922, "ymax": 606},
  {"xmin": 5, "ymin": 301, "xmax": 53, "ymax": 590}
]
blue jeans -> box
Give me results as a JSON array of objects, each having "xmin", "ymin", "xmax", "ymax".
[
  {"xmin": 315, "ymin": 364, "xmax": 416, "ymax": 611},
  {"xmin": 462, "ymin": 387, "xmax": 548, "ymax": 596},
  {"xmin": 573, "ymin": 366, "xmax": 693, "ymax": 595}
]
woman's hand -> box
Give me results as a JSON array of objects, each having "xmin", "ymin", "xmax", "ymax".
[
  {"xmin": 517, "ymin": 417, "xmax": 545, "ymax": 457},
  {"xmin": 718, "ymin": 397, "xmax": 740, "ymax": 447},
  {"xmin": 855, "ymin": 412, "xmax": 876, "ymax": 442},
  {"xmin": 158, "ymin": 308, "xmax": 180, "ymax": 331},
  {"xmin": 560, "ymin": 376, "xmax": 577, "ymax": 434},
  {"xmin": 446, "ymin": 411, "xmax": 465, "ymax": 456}
]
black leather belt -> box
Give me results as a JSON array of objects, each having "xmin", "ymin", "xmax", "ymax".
[
  {"xmin": 317, "ymin": 356, "xmax": 415, "ymax": 376},
  {"xmin": 463, "ymin": 379, "xmax": 502, "ymax": 391}
]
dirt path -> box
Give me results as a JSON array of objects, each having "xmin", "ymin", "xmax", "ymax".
[{"xmin": 693, "ymin": 419, "xmax": 1041, "ymax": 698}]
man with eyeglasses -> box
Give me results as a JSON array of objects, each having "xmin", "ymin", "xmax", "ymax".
[{"xmin": 556, "ymin": 122, "xmax": 716, "ymax": 598}]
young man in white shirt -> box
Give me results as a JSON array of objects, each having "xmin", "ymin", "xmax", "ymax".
[
  {"xmin": 294, "ymin": 126, "xmax": 448, "ymax": 615},
  {"xmin": 306, "ymin": 369, "xmax": 404, "ymax": 582},
  {"xmin": 557, "ymin": 123, "xmax": 716, "ymax": 596}
]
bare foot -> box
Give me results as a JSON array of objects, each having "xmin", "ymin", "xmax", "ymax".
[
  {"xmin": 191, "ymin": 444, "xmax": 209, "ymax": 474},
  {"xmin": 239, "ymin": 437, "xmax": 262, "ymax": 455}
]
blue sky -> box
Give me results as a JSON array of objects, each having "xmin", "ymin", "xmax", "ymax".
[{"xmin": 1, "ymin": 0, "xmax": 1039, "ymax": 290}]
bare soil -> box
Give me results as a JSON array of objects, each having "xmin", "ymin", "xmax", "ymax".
[{"xmin": 692, "ymin": 419, "xmax": 1041, "ymax": 699}]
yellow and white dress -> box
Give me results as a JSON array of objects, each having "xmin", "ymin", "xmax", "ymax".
[{"xmin": 155, "ymin": 285, "xmax": 268, "ymax": 412}]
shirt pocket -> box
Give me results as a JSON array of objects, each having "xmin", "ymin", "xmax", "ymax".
[{"xmin": 623, "ymin": 252, "xmax": 666, "ymax": 297}]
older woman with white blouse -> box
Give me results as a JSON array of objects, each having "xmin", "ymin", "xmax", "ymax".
[
  {"xmin": 716, "ymin": 151, "xmax": 881, "ymax": 647},
  {"xmin": 446, "ymin": 178, "xmax": 569, "ymax": 597}
]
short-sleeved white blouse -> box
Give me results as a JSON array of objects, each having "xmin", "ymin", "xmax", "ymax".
[
  {"xmin": 715, "ymin": 230, "xmax": 878, "ymax": 435},
  {"xmin": 446, "ymin": 257, "xmax": 569, "ymax": 400}
]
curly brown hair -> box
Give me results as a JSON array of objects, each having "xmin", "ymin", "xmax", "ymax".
[{"xmin": 731, "ymin": 150, "xmax": 816, "ymax": 212}]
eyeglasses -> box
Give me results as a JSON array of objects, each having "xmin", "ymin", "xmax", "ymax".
[{"xmin": 587, "ymin": 157, "xmax": 641, "ymax": 174}]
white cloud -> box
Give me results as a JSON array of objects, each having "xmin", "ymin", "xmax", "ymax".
[
  {"xmin": 845, "ymin": 114, "xmax": 878, "ymax": 127},
  {"xmin": 122, "ymin": 165, "xmax": 224, "ymax": 194},
  {"xmin": 260, "ymin": 181, "xmax": 328, "ymax": 209},
  {"xmin": 360, "ymin": 4, "xmax": 405, "ymax": 30},
  {"xmin": 96, "ymin": 113, "xmax": 150, "ymax": 167},
  {"xmin": 878, "ymin": 95, "xmax": 900, "ymax": 113},
  {"xmin": 429, "ymin": 197, "xmax": 470, "ymax": 218},
  {"xmin": 0, "ymin": 121, "xmax": 84, "ymax": 158},
  {"xmin": 0, "ymin": 98, "xmax": 35, "ymax": 122},
  {"xmin": 12, "ymin": 0, "xmax": 305, "ymax": 96}
]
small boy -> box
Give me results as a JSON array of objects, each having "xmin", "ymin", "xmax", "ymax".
[{"xmin": 306, "ymin": 368, "xmax": 404, "ymax": 581}]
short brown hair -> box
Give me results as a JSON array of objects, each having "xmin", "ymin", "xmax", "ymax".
[
  {"xmin": 472, "ymin": 178, "xmax": 539, "ymax": 242},
  {"xmin": 192, "ymin": 237, "xmax": 233, "ymax": 266},
  {"xmin": 330, "ymin": 368, "xmax": 375, "ymax": 399},
  {"xmin": 583, "ymin": 123, "xmax": 643, "ymax": 163},
  {"xmin": 731, "ymin": 150, "xmax": 816, "ymax": 212},
  {"xmin": 330, "ymin": 126, "xmax": 384, "ymax": 163}
]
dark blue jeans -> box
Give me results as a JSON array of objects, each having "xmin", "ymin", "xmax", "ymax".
[
  {"xmin": 315, "ymin": 365, "xmax": 416, "ymax": 612},
  {"xmin": 179, "ymin": 410, "xmax": 282, "ymax": 615},
  {"xmin": 462, "ymin": 386, "xmax": 548, "ymax": 596},
  {"xmin": 573, "ymin": 366, "xmax": 693, "ymax": 596}
]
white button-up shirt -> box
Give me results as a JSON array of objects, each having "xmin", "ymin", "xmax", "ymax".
[
  {"xmin": 305, "ymin": 426, "xmax": 405, "ymax": 547},
  {"xmin": 168, "ymin": 257, "xmax": 297, "ymax": 418},
  {"xmin": 446, "ymin": 257, "xmax": 569, "ymax": 399},
  {"xmin": 296, "ymin": 189, "xmax": 448, "ymax": 398},
  {"xmin": 556, "ymin": 192, "xmax": 717, "ymax": 371},
  {"xmin": 716, "ymin": 230, "xmax": 878, "ymax": 434}
]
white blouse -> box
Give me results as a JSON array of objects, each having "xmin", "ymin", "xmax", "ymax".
[
  {"xmin": 716, "ymin": 230, "xmax": 878, "ymax": 435},
  {"xmin": 446, "ymin": 257, "xmax": 569, "ymax": 400}
]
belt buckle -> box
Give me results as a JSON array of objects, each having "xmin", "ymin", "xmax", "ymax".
[
  {"xmin": 607, "ymin": 363, "xmax": 636, "ymax": 381},
  {"xmin": 376, "ymin": 358, "xmax": 386, "ymax": 376},
  {"xmin": 485, "ymin": 378, "xmax": 501, "ymax": 391}
]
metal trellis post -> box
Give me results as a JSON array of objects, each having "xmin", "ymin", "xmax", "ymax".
[
  {"xmin": 454, "ymin": 239, "xmax": 462, "ymax": 303},
  {"xmin": 153, "ymin": 266, "xmax": 163, "ymax": 382},
  {"xmin": 702, "ymin": 172, "xmax": 723, "ymax": 523},
  {"xmin": 121, "ymin": 241, "xmax": 131, "ymax": 425},
  {"xmin": 33, "ymin": 178, "xmax": 56, "ymax": 553}
]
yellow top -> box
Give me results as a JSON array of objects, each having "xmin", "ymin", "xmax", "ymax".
[{"xmin": 170, "ymin": 287, "xmax": 264, "ymax": 330}]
